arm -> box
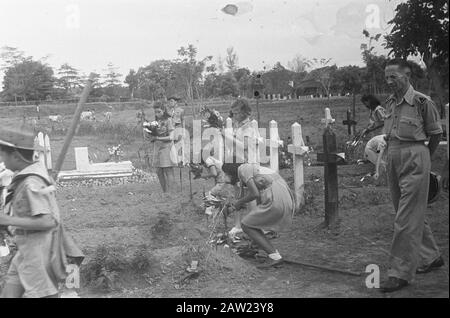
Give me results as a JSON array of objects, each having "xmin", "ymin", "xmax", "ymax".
[
  {"xmin": 0, "ymin": 214, "xmax": 56, "ymax": 231},
  {"xmin": 233, "ymin": 178, "xmax": 260, "ymax": 209},
  {"xmin": 374, "ymin": 147, "xmax": 385, "ymax": 180},
  {"xmin": 202, "ymin": 165, "xmax": 218, "ymax": 179},
  {"xmin": 428, "ymin": 133, "xmax": 442, "ymax": 158}
]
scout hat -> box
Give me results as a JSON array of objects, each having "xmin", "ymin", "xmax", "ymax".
[{"xmin": 0, "ymin": 126, "xmax": 42, "ymax": 151}]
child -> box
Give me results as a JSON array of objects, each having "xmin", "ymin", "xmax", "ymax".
[
  {"xmin": 364, "ymin": 134, "xmax": 387, "ymax": 180},
  {"xmin": 0, "ymin": 126, "xmax": 83, "ymax": 298},
  {"xmin": 146, "ymin": 101, "xmax": 176, "ymax": 193},
  {"xmin": 222, "ymin": 161, "xmax": 294, "ymax": 268},
  {"xmin": 361, "ymin": 94, "xmax": 386, "ymax": 136}
]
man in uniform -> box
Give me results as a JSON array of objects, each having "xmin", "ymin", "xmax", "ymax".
[{"xmin": 381, "ymin": 59, "xmax": 444, "ymax": 293}]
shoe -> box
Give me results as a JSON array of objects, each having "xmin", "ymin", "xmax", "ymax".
[
  {"xmin": 380, "ymin": 277, "xmax": 409, "ymax": 293},
  {"xmin": 256, "ymin": 258, "xmax": 284, "ymax": 269},
  {"xmin": 416, "ymin": 256, "xmax": 445, "ymax": 274}
]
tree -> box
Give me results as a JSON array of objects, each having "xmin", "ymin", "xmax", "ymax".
[
  {"xmin": 288, "ymin": 54, "xmax": 310, "ymax": 73},
  {"xmin": 125, "ymin": 69, "xmax": 138, "ymax": 98},
  {"xmin": 334, "ymin": 65, "xmax": 363, "ymax": 95},
  {"xmin": 304, "ymin": 58, "xmax": 337, "ymax": 98},
  {"xmin": 261, "ymin": 62, "xmax": 296, "ymax": 96},
  {"xmin": 0, "ymin": 46, "xmax": 27, "ymax": 70},
  {"xmin": 102, "ymin": 62, "xmax": 123, "ymax": 97},
  {"xmin": 218, "ymin": 72, "xmax": 239, "ymax": 97},
  {"xmin": 2, "ymin": 59, "xmax": 55, "ymax": 101},
  {"xmin": 361, "ymin": 30, "xmax": 388, "ymax": 95},
  {"xmin": 384, "ymin": 0, "xmax": 449, "ymax": 112},
  {"xmin": 56, "ymin": 63, "xmax": 81, "ymax": 94},
  {"xmin": 174, "ymin": 44, "xmax": 212, "ymax": 101},
  {"xmin": 225, "ymin": 47, "xmax": 239, "ymax": 73},
  {"xmin": 234, "ymin": 67, "xmax": 252, "ymax": 97}
]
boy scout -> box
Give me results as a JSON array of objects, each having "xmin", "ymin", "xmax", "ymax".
[
  {"xmin": 381, "ymin": 59, "xmax": 444, "ymax": 293},
  {"xmin": 0, "ymin": 126, "xmax": 83, "ymax": 298}
]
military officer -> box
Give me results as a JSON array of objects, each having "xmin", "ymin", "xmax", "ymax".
[{"xmin": 381, "ymin": 59, "xmax": 444, "ymax": 293}]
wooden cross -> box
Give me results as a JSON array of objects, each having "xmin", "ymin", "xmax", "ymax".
[
  {"xmin": 287, "ymin": 122, "xmax": 309, "ymax": 212},
  {"xmin": 342, "ymin": 108, "xmax": 357, "ymax": 135}
]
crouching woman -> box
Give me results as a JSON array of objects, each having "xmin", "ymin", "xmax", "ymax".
[{"xmin": 221, "ymin": 162, "xmax": 294, "ymax": 268}]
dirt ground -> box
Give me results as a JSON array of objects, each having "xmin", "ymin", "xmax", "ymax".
[
  {"xmin": 0, "ymin": 98, "xmax": 448, "ymax": 298},
  {"xmin": 50, "ymin": 145, "xmax": 447, "ymax": 298}
]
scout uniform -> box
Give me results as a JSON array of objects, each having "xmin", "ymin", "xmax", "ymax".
[
  {"xmin": 383, "ymin": 84, "xmax": 443, "ymax": 283},
  {"xmin": 0, "ymin": 127, "xmax": 84, "ymax": 298}
]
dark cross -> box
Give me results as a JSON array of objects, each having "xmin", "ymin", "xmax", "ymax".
[
  {"xmin": 342, "ymin": 108, "xmax": 357, "ymax": 135},
  {"xmin": 317, "ymin": 126, "xmax": 341, "ymax": 229}
]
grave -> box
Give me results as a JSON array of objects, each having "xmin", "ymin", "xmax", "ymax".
[{"xmin": 57, "ymin": 147, "xmax": 133, "ymax": 181}]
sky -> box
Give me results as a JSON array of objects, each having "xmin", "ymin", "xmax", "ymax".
[{"xmin": 0, "ymin": 0, "xmax": 405, "ymax": 81}]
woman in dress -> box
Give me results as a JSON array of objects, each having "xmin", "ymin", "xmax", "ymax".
[
  {"xmin": 146, "ymin": 101, "xmax": 177, "ymax": 193},
  {"xmin": 222, "ymin": 162, "xmax": 294, "ymax": 268}
]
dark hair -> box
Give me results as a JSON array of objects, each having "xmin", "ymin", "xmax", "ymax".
[
  {"xmin": 361, "ymin": 94, "xmax": 381, "ymax": 110},
  {"xmin": 0, "ymin": 145, "xmax": 34, "ymax": 161},
  {"xmin": 385, "ymin": 59, "xmax": 411, "ymax": 71},
  {"xmin": 231, "ymin": 98, "xmax": 252, "ymax": 117},
  {"xmin": 221, "ymin": 162, "xmax": 242, "ymax": 185},
  {"xmin": 153, "ymin": 101, "xmax": 171, "ymax": 120}
]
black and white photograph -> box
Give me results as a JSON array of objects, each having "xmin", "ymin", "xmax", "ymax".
[{"xmin": 0, "ymin": 0, "xmax": 448, "ymax": 302}]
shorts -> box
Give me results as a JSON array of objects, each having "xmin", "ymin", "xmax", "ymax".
[{"xmin": 3, "ymin": 234, "xmax": 59, "ymax": 298}]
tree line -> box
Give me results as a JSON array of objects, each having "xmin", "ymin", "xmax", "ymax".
[{"xmin": 1, "ymin": 0, "xmax": 447, "ymax": 112}]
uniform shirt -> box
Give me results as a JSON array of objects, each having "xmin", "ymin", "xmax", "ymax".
[
  {"xmin": 6, "ymin": 162, "xmax": 59, "ymax": 235},
  {"xmin": 383, "ymin": 85, "xmax": 443, "ymax": 142}
]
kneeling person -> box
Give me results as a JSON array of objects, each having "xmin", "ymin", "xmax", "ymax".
[{"xmin": 222, "ymin": 162, "xmax": 294, "ymax": 268}]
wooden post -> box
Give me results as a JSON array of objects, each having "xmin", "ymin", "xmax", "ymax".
[
  {"xmin": 323, "ymin": 128, "xmax": 339, "ymax": 228},
  {"xmin": 52, "ymin": 73, "xmax": 95, "ymax": 180},
  {"xmin": 269, "ymin": 120, "xmax": 280, "ymax": 172},
  {"xmin": 288, "ymin": 123, "xmax": 308, "ymax": 212}
]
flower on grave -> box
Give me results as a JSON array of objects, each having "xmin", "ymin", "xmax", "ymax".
[
  {"xmin": 107, "ymin": 144, "xmax": 124, "ymax": 162},
  {"xmin": 143, "ymin": 120, "xmax": 160, "ymax": 136}
]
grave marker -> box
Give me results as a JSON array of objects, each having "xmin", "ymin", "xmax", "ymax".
[{"xmin": 288, "ymin": 122, "xmax": 309, "ymax": 212}]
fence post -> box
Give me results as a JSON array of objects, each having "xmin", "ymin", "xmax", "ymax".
[
  {"xmin": 269, "ymin": 120, "xmax": 280, "ymax": 172},
  {"xmin": 288, "ymin": 123, "xmax": 308, "ymax": 212}
]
